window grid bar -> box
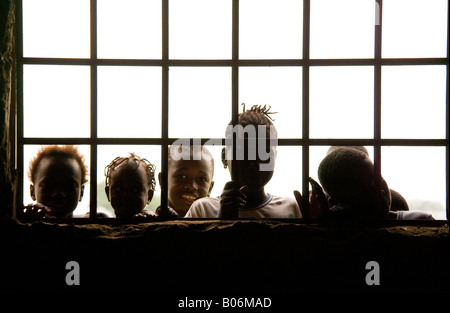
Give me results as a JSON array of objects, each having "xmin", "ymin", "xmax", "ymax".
[
  {"xmin": 230, "ymin": 0, "xmax": 239, "ymax": 186},
  {"xmin": 160, "ymin": 0, "xmax": 169, "ymax": 210},
  {"xmin": 20, "ymin": 137, "xmax": 449, "ymax": 147},
  {"xmin": 89, "ymin": 0, "xmax": 98, "ymax": 218},
  {"xmin": 301, "ymin": 0, "xmax": 311, "ymax": 212},
  {"xmin": 21, "ymin": 57, "xmax": 449, "ymax": 67},
  {"xmin": 374, "ymin": 0, "xmax": 383, "ymax": 193},
  {"xmin": 446, "ymin": 8, "xmax": 450, "ymax": 220}
]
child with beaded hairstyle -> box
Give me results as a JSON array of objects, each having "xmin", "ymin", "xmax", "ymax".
[
  {"xmin": 104, "ymin": 153, "xmax": 158, "ymax": 218},
  {"xmin": 185, "ymin": 104, "xmax": 301, "ymax": 219},
  {"xmin": 24, "ymin": 145, "xmax": 88, "ymax": 219}
]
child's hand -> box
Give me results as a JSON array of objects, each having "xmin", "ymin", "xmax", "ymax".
[
  {"xmin": 155, "ymin": 206, "xmax": 179, "ymax": 220},
  {"xmin": 294, "ymin": 178, "xmax": 329, "ymax": 221},
  {"xmin": 219, "ymin": 181, "xmax": 248, "ymax": 219},
  {"xmin": 23, "ymin": 203, "xmax": 52, "ymax": 219},
  {"xmin": 133, "ymin": 209, "xmax": 157, "ymax": 219}
]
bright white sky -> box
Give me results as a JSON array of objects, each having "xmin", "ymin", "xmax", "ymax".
[{"xmin": 21, "ymin": 0, "xmax": 448, "ymax": 219}]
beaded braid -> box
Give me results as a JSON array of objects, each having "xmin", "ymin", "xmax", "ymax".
[{"xmin": 104, "ymin": 153, "xmax": 156, "ymax": 191}]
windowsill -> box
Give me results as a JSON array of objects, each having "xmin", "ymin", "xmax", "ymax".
[{"xmin": 1, "ymin": 215, "xmax": 448, "ymax": 293}]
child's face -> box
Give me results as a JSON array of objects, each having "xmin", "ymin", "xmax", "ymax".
[
  {"xmin": 106, "ymin": 162, "xmax": 153, "ymax": 217},
  {"xmin": 227, "ymin": 159, "xmax": 274, "ymax": 192},
  {"xmin": 30, "ymin": 156, "xmax": 84, "ymax": 218},
  {"xmin": 223, "ymin": 146, "xmax": 274, "ymax": 192},
  {"xmin": 166, "ymin": 158, "xmax": 214, "ymax": 216}
]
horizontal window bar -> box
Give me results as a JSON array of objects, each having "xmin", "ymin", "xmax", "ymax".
[
  {"xmin": 22, "ymin": 57, "xmax": 448, "ymax": 67},
  {"xmin": 21, "ymin": 137, "xmax": 448, "ymax": 146}
]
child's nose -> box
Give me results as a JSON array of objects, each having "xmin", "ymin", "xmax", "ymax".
[
  {"xmin": 184, "ymin": 180, "xmax": 198, "ymax": 191},
  {"xmin": 51, "ymin": 188, "xmax": 66, "ymax": 198}
]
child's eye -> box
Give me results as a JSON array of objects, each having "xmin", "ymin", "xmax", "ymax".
[
  {"xmin": 197, "ymin": 177, "xmax": 208, "ymax": 183},
  {"xmin": 176, "ymin": 174, "xmax": 187, "ymax": 180},
  {"xmin": 132, "ymin": 186, "xmax": 142, "ymax": 193}
]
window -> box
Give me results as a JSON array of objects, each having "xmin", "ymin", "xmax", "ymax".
[{"xmin": 16, "ymin": 0, "xmax": 449, "ymax": 220}]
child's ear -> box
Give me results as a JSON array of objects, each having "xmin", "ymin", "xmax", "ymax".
[
  {"xmin": 221, "ymin": 147, "xmax": 227, "ymax": 168},
  {"xmin": 104, "ymin": 186, "xmax": 111, "ymax": 202},
  {"xmin": 207, "ymin": 181, "xmax": 215, "ymax": 197},
  {"xmin": 158, "ymin": 172, "xmax": 162, "ymax": 187},
  {"xmin": 147, "ymin": 190, "xmax": 154, "ymax": 204},
  {"xmin": 79, "ymin": 185, "xmax": 85, "ymax": 202},
  {"xmin": 30, "ymin": 184, "xmax": 36, "ymax": 201}
]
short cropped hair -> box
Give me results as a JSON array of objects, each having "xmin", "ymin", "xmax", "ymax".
[
  {"xmin": 327, "ymin": 145, "xmax": 369, "ymax": 156},
  {"xmin": 104, "ymin": 153, "xmax": 156, "ymax": 190},
  {"xmin": 28, "ymin": 145, "xmax": 88, "ymax": 184},
  {"xmin": 318, "ymin": 147, "xmax": 374, "ymax": 205}
]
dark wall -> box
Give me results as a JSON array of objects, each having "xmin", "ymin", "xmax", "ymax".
[
  {"xmin": 1, "ymin": 219, "xmax": 449, "ymax": 294},
  {"xmin": 1, "ymin": 0, "xmax": 15, "ymax": 217}
]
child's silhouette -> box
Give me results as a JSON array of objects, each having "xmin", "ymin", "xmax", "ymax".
[
  {"xmin": 24, "ymin": 145, "xmax": 88, "ymax": 219},
  {"xmin": 185, "ymin": 104, "xmax": 301, "ymax": 219},
  {"xmin": 104, "ymin": 153, "xmax": 157, "ymax": 218},
  {"xmin": 295, "ymin": 146, "xmax": 434, "ymax": 221}
]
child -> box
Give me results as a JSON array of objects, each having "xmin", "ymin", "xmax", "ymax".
[
  {"xmin": 185, "ymin": 104, "xmax": 301, "ymax": 219},
  {"xmin": 104, "ymin": 153, "xmax": 157, "ymax": 218},
  {"xmin": 157, "ymin": 145, "xmax": 215, "ymax": 217},
  {"xmin": 23, "ymin": 145, "xmax": 88, "ymax": 219},
  {"xmin": 297, "ymin": 146, "xmax": 433, "ymax": 221}
]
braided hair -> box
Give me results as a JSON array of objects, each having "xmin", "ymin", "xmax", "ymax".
[{"xmin": 104, "ymin": 153, "xmax": 156, "ymax": 191}]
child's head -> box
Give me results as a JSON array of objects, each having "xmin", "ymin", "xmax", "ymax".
[
  {"xmin": 163, "ymin": 145, "xmax": 214, "ymax": 217},
  {"xmin": 222, "ymin": 104, "xmax": 278, "ymax": 192},
  {"xmin": 318, "ymin": 147, "xmax": 391, "ymax": 221},
  {"xmin": 104, "ymin": 153, "xmax": 156, "ymax": 217},
  {"xmin": 28, "ymin": 145, "xmax": 88, "ymax": 218}
]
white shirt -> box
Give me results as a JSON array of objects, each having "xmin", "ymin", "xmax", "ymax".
[
  {"xmin": 185, "ymin": 194, "xmax": 302, "ymax": 218},
  {"xmin": 396, "ymin": 211, "xmax": 434, "ymax": 220}
]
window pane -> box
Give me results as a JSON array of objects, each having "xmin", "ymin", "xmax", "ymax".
[
  {"xmin": 310, "ymin": 0, "xmax": 375, "ymax": 59},
  {"xmin": 204, "ymin": 145, "xmax": 228, "ymax": 198},
  {"xmin": 240, "ymin": 0, "xmax": 302, "ymax": 59},
  {"xmin": 169, "ymin": 67, "xmax": 231, "ymax": 138},
  {"xmin": 97, "ymin": 0, "xmax": 162, "ymax": 59},
  {"xmin": 98, "ymin": 145, "xmax": 161, "ymax": 216},
  {"xmin": 169, "ymin": 0, "xmax": 231, "ymax": 59},
  {"xmin": 23, "ymin": 65, "xmax": 90, "ymax": 138},
  {"xmin": 381, "ymin": 66, "xmax": 446, "ymax": 139},
  {"xmin": 23, "ymin": 0, "xmax": 90, "ymax": 58},
  {"xmin": 23, "ymin": 145, "xmax": 91, "ymax": 217},
  {"xmin": 265, "ymin": 146, "xmax": 302, "ymax": 199},
  {"xmin": 239, "ymin": 67, "xmax": 302, "ymax": 138},
  {"xmin": 382, "ymin": 147, "xmax": 446, "ymax": 220},
  {"xmin": 98, "ymin": 66, "xmax": 161, "ymax": 138},
  {"xmin": 310, "ymin": 66, "xmax": 374, "ymax": 139},
  {"xmin": 382, "ymin": 0, "xmax": 448, "ymax": 58}
]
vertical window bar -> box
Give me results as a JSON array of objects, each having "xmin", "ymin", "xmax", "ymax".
[
  {"xmin": 160, "ymin": 0, "xmax": 169, "ymax": 211},
  {"xmin": 15, "ymin": 0, "xmax": 24, "ymax": 219},
  {"xmin": 302, "ymin": 0, "xmax": 311, "ymax": 213},
  {"xmin": 374, "ymin": 0, "xmax": 383, "ymax": 192},
  {"xmin": 231, "ymin": 0, "xmax": 239, "ymax": 186},
  {"xmin": 89, "ymin": 0, "xmax": 98, "ymax": 218},
  {"xmin": 446, "ymin": 8, "xmax": 450, "ymax": 220}
]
